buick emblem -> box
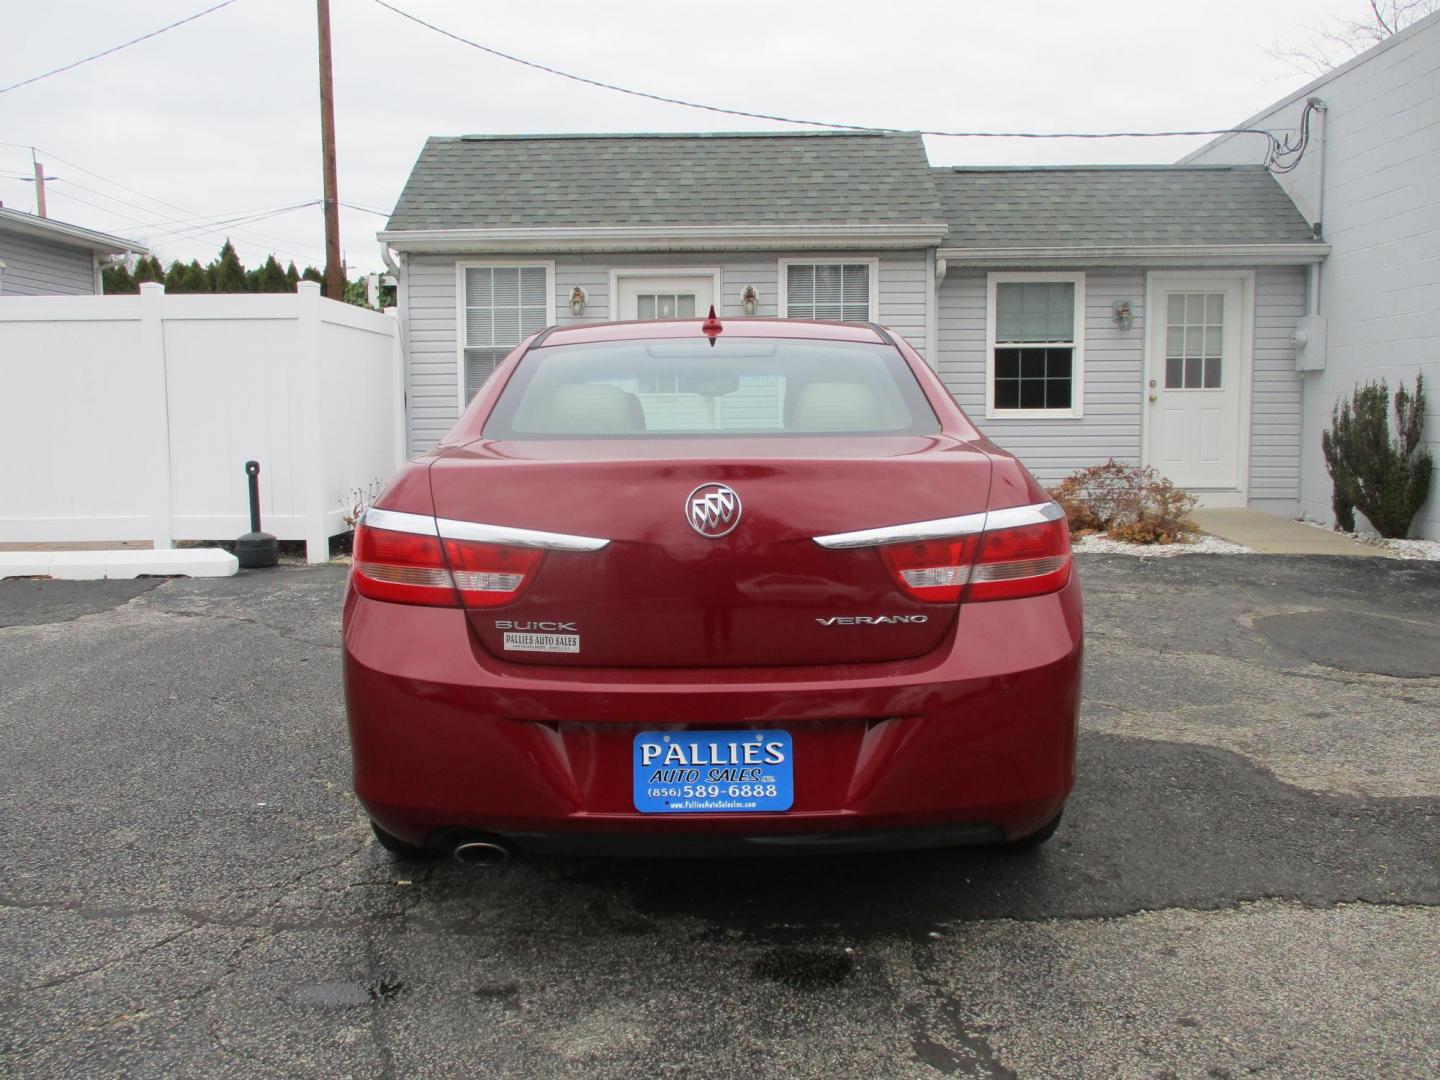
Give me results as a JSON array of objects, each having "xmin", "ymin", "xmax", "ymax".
[{"xmin": 686, "ymin": 482, "xmax": 742, "ymax": 538}]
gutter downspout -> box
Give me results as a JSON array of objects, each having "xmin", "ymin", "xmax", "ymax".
[
  {"xmin": 1307, "ymin": 97, "xmax": 1327, "ymax": 317},
  {"xmin": 381, "ymin": 244, "xmax": 411, "ymax": 457}
]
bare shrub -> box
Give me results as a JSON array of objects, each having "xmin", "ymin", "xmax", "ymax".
[{"xmin": 1049, "ymin": 460, "xmax": 1198, "ymax": 545}]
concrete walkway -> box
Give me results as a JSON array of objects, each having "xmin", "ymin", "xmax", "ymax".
[{"xmin": 1191, "ymin": 508, "xmax": 1387, "ymax": 555}]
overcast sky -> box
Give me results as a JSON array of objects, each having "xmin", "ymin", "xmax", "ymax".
[{"xmin": 1, "ymin": 0, "xmax": 1361, "ymax": 275}]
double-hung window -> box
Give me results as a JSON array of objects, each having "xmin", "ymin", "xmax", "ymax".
[
  {"xmin": 781, "ymin": 261, "xmax": 875, "ymax": 322},
  {"xmin": 986, "ymin": 272, "xmax": 1085, "ymax": 418},
  {"xmin": 461, "ymin": 264, "xmax": 551, "ymax": 404}
]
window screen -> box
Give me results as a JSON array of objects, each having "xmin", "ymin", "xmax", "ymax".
[
  {"xmin": 786, "ymin": 263, "xmax": 871, "ymax": 321},
  {"xmin": 464, "ymin": 266, "xmax": 549, "ymax": 402},
  {"xmin": 993, "ymin": 281, "xmax": 1078, "ymax": 412}
]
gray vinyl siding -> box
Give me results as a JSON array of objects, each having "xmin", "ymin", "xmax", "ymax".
[
  {"xmin": 0, "ymin": 231, "xmax": 96, "ymax": 295},
  {"xmin": 401, "ymin": 249, "xmax": 929, "ymax": 456},
  {"xmin": 938, "ymin": 269, "xmax": 1146, "ymax": 482},
  {"xmin": 937, "ymin": 266, "xmax": 1305, "ymax": 502},
  {"xmin": 1250, "ymin": 266, "xmax": 1306, "ymax": 509}
]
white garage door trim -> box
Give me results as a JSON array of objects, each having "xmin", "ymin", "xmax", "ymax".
[{"xmin": 1141, "ymin": 270, "xmax": 1255, "ymax": 508}]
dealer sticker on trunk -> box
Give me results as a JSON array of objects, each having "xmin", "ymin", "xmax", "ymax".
[
  {"xmin": 633, "ymin": 730, "xmax": 794, "ymax": 813},
  {"xmin": 502, "ymin": 632, "xmax": 580, "ymax": 654}
]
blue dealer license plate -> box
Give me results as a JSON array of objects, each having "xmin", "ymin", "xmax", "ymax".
[{"xmin": 633, "ymin": 730, "xmax": 794, "ymax": 813}]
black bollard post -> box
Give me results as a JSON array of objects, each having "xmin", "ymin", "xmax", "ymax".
[{"xmin": 235, "ymin": 460, "xmax": 279, "ymax": 568}]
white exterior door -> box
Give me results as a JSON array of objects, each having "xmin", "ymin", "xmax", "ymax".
[
  {"xmin": 614, "ymin": 273, "xmax": 717, "ymax": 321},
  {"xmin": 1146, "ymin": 275, "xmax": 1248, "ymax": 493}
]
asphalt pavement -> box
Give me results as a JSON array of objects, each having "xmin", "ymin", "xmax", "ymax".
[{"xmin": 0, "ymin": 555, "xmax": 1436, "ymax": 1078}]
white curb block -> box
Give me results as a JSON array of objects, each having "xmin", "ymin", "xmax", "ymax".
[{"xmin": 0, "ymin": 549, "xmax": 239, "ymax": 580}]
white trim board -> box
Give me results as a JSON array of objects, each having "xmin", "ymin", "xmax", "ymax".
[{"xmin": 382, "ymin": 223, "xmax": 948, "ymax": 253}]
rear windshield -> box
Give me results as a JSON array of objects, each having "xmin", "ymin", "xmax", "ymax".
[{"xmin": 482, "ymin": 338, "xmax": 940, "ymax": 439}]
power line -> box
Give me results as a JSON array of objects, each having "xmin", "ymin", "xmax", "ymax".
[
  {"xmin": 370, "ymin": 0, "xmax": 1283, "ymax": 154},
  {"xmin": 13, "ymin": 146, "xmax": 327, "ymax": 260},
  {"xmin": 0, "ymin": 0, "xmax": 243, "ymax": 96},
  {"xmin": 341, "ymin": 201, "xmax": 391, "ymax": 217}
]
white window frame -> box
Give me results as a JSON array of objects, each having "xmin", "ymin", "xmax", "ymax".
[
  {"xmin": 454, "ymin": 259, "xmax": 556, "ymax": 411},
  {"xmin": 985, "ymin": 271, "xmax": 1086, "ymax": 420},
  {"xmin": 777, "ymin": 257, "xmax": 880, "ymax": 323},
  {"xmin": 607, "ymin": 267, "xmax": 723, "ymax": 321}
]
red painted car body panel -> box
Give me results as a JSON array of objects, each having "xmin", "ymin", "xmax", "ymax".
[{"xmin": 342, "ymin": 319, "xmax": 1082, "ymax": 853}]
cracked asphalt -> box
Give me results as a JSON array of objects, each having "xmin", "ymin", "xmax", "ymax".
[{"xmin": 1, "ymin": 555, "xmax": 1437, "ymax": 1079}]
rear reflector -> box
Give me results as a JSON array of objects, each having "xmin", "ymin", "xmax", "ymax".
[{"xmin": 352, "ymin": 523, "xmax": 544, "ymax": 608}]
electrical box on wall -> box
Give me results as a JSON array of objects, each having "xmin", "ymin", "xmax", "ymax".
[{"xmin": 1292, "ymin": 315, "xmax": 1327, "ymax": 371}]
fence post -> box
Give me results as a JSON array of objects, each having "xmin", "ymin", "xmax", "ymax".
[
  {"xmin": 295, "ymin": 282, "xmax": 330, "ymax": 564},
  {"xmin": 138, "ymin": 282, "xmax": 174, "ymax": 550}
]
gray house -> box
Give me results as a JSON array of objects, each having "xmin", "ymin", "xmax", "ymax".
[
  {"xmin": 380, "ymin": 131, "xmax": 1328, "ymax": 518},
  {"xmin": 0, "ymin": 206, "xmax": 146, "ymax": 296},
  {"xmin": 1184, "ymin": 10, "xmax": 1439, "ymax": 538}
]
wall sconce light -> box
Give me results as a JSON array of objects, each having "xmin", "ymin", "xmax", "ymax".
[
  {"xmin": 740, "ymin": 284, "xmax": 759, "ymax": 317},
  {"xmin": 1112, "ymin": 299, "xmax": 1134, "ymax": 331},
  {"xmin": 569, "ymin": 285, "xmax": 587, "ymax": 317}
]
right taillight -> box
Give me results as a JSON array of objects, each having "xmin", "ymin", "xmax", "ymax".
[{"xmin": 966, "ymin": 515, "xmax": 1071, "ymax": 602}]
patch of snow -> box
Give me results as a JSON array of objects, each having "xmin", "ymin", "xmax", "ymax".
[
  {"xmin": 1071, "ymin": 533, "xmax": 1254, "ymax": 557},
  {"xmin": 1295, "ymin": 518, "xmax": 1440, "ymax": 561}
]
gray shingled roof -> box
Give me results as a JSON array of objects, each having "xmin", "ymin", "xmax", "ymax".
[
  {"xmin": 386, "ymin": 132, "xmax": 944, "ymax": 231},
  {"xmin": 932, "ymin": 165, "xmax": 1317, "ymax": 248}
]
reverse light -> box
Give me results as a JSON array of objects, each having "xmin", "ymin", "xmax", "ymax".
[
  {"xmin": 352, "ymin": 524, "xmax": 544, "ymax": 608},
  {"xmin": 878, "ymin": 535, "xmax": 979, "ymax": 602},
  {"xmin": 441, "ymin": 538, "xmax": 544, "ymax": 608}
]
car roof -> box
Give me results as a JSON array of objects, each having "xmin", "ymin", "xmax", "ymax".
[{"xmin": 535, "ymin": 317, "xmax": 890, "ymax": 347}]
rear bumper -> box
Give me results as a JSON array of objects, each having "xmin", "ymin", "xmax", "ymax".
[{"xmin": 343, "ymin": 570, "xmax": 1083, "ymax": 853}]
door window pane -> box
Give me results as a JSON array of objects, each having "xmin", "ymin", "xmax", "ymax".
[
  {"xmin": 1164, "ymin": 291, "xmax": 1224, "ymax": 390},
  {"xmin": 635, "ymin": 293, "xmax": 698, "ymax": 320}
]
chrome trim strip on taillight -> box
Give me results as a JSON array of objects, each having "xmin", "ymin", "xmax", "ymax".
[
  {"xmin": 812, "ymin": 500, "xmax": 1063, "ymax": 550},
  {"xmin": 361, "ymin": 507, "xmax": 609, "ymax": 552}
]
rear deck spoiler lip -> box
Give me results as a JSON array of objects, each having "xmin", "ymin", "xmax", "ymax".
[
  {"xmin": 363, "ymin": 507, "xmax": 610, "ymax": 552},
  {"xmin": 812, "ymin": 501, "xmax": 1064, "ymax": 550}
]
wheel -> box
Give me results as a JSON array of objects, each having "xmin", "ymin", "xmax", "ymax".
[
  {"xmin": 1005, "ymin": 808, "xmax": 1063, "ymax": 849},
  {"xmin": 370, "ymin": 820, "xmax": 438, "ymax": 862}
]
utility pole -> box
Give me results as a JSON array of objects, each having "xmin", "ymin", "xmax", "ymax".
[
  {"xmin": 33, "ymin": 161, "xmax": 48, "ymax": 218},
  {"xmin": 315, "ymin": 0, "xmax": 343, "ymax": 301}
]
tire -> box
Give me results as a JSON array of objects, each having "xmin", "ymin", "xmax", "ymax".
[
  {"xmin": 370, "ymin": 820, "xmax": 438, "ymax": 862},
  {"xmin": 1006, "ymin": 808, "xmax": 1063, "ymax": 849}
]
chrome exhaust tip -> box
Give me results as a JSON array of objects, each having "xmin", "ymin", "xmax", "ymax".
[{"xmin": 452, "ymin": 838, "xmax": 512, "ymax": 867}]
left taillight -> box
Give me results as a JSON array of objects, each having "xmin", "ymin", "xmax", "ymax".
[{"xmin": 352, "ymin": 523, "xmax": 543, "ymax": 608}]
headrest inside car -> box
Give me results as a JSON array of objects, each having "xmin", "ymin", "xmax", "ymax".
[
  {"xmin": 539, "ymin": 383, "xmax": 647, "ymax": 433},
  {"xmin": 791, "ymin": 381, "xmax": 887, "ymax": 431}
]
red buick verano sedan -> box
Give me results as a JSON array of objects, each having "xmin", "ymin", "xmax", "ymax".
[{"xmin": 343, "ymin": 315, "xmax": 1082, "ymax": 863}]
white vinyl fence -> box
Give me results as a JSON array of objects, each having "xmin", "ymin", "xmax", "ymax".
[{"xmin": 0, "ymin": 282, "xmax": 404, "ymax": 563}]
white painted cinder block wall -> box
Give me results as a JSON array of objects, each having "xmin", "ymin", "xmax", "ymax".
[{"xmin": 1183, "ymin": 13, "xmax": 1440, "ymax": 537}]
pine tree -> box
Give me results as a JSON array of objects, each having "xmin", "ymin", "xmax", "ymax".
[
  {"xmin": 211, "ymin": 240, "xmax": 247, "ymax": 293},
  {"xmin": 301, "ymin": 265, "xmax": 324, "ymax": 285},
  {"xmin": 256, "ymin": 255, "xmax": 289, "ymax": 293},
  {"xmin": 164, "ymin": 259, "xmax": 187, "ymax": 292},
  {"xmin": 133, "ymin": 255, "xmax": 165, "ymax": 285},
  {"xmin": 181, "ymin": 260, "xmax": 210, "ymax": 293},
  {"xmin": 285, "ymin": 261, "xmax": 301, "ymax": 291},
  {"xmin": 102, "ymin": 263, "xmax": 136, "ymax": 294},
  {"xmin": 1322, "ymin": 375, "xmax": 1434, "ymax": 538}
]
